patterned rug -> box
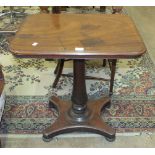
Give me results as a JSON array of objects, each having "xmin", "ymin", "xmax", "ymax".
[{"xmin": 0, "ymin": 7, "xmax": 155, "ymax": 135}]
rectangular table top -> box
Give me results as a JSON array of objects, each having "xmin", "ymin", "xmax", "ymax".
[{"xmin": 10, "ymin": 13, "xmax": 146, "ymax": 59}]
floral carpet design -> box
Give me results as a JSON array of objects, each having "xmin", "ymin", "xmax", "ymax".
[{"xmin": 0, "ymin": 7, "xmax": 155, "ymax": 134}]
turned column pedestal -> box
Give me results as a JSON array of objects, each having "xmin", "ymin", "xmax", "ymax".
[{"xmin": 42, "ymin": 59, "xmax": 116, "ymax": 142}]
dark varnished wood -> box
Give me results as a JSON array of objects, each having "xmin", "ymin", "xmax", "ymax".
[
  {"xmin": 100, "ymin": 6, "xmax": 106, "ymax": 12},
  {"xmin": 43, "ymin": 60, "xmax": 115, "ymax": 141},
  {"xmin": 48, "ymin": 7, "xmax": 118, "ymax": 94},
  {"xmin": 10, "ymin": 14, "xmax": 146, "ymax": 59},
  {"xmin": 39, "ymin": 6, "xmax": 62, "ymax": 14},
  {"xmin": 51, "ymin": 8, "xmax": 119, "ymax": 94},
  {"xmin": 43, "ymin": 96, "xmax": 115, "ymax": 141},
  {"xmin": 39, "ymin": 6, "xmax": 122, "ymax": 14},
  {"xmin": 52, "ymin": 59, "xmax": 116, "ymax": 95},
  {"xmin": 108, "ymin": 59, "xmax": 117, "ymax": 96},
  {"xmin": 52, "ymin": 59, "xmax": 64, "ymax": 88},
  {"xmin": 52, "ymin": 6, "xmax": 61, "ymax": 14},
  {"xmin": 10, "ymin": 13, "xmax": 146, "ymax": 142}
]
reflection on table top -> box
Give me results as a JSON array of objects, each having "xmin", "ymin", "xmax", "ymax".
[{"xmin": 10, "ymin": 13, "xmax": 146, "ymax": 59}]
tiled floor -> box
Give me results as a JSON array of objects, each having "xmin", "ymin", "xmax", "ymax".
[
  {"xmin": 1, "ymin": 132, "xmax": 155, "ymax": 148},
  {"xmin": 1, "ymin": 6, "xmax": 155, "ymax": 148}
]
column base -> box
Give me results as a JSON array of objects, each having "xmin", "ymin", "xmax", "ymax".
[{"xmin": 42, "ymin": 96, "xmax": 115, "ymax": 142}]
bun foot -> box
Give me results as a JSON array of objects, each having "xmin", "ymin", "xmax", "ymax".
[{"xmin": 105, "ymin": 136, "xmax": 116, "ymax": 142}]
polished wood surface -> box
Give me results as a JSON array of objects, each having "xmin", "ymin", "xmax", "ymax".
[
  {"xmin": 10, "ymin": 14, "xmax": 146, "ymax": 59},
  {"xmin": 9, "ymin": 13, "xmax": 146, "ymax": 141},
  {"xmin": 50, "ymin": 8, "xmax": 118, "ymax": 95},
  {"xmin": 43, "ymin": 60, "xmax": 115, "ymax": 142}
]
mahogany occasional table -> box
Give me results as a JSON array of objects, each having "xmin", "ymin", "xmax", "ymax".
[{"xmin": 10, "ymin": 13, "xmax": 146, "ymax": 142}]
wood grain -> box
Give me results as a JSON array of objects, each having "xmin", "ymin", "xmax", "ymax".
[{"xmin": 10, "ymin": 14, "xmax": 146, "ymax": 59}]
